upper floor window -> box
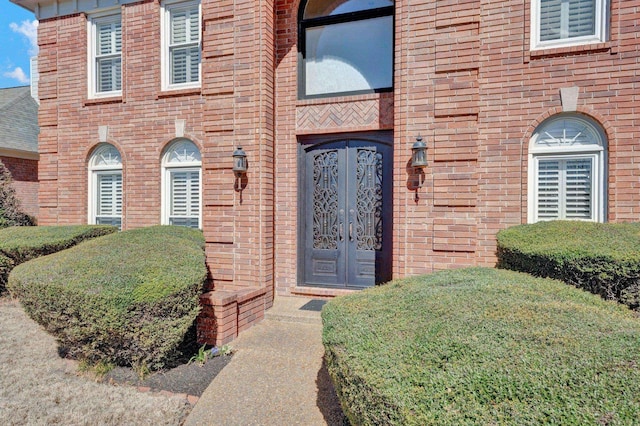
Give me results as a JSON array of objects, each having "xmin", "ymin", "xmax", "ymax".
[
  {"xmin": 528, "ymin": 114, "xmax": 607, "ymax": 223},
  {"xmin": 531, "ymin": 0, "xmax": 608, "ymax": 50},
  {"xmin": 162, "ymin": 139, "xmax": 202, "ymax": 228},
  {"xmin": 89, "ymin": 144, "xmax": 123, "ymax": 228},
  {"xmin": 161, "ymin": 0, "xmax": 201, "ymax": 91},
  {"xmin": 88, "ymin": 12, "xmax": 122, "ymax": 98},
  {"xmin": 299, "ymin": 0, "xmax": 394, "ymax": 99}
]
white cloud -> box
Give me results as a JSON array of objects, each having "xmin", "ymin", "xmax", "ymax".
[
  {"xmin": 10, "ymin": 20, "xmax": 39, "ymax": 56},
  {"xmin": 4, "ymin": 67, "xmax": 29, "ymax": 84}
]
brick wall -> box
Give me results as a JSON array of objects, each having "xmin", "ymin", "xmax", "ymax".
[
  {"xmin": 37, "ymin": 0, "xmax": 275, "ymax": 342},
  {"xmin": 273, "ymin": 0, "xmax": 640, "ymax": 293},
  {"xmin": 0, "ymin": 156, "xmax": 38, "ymax": 218}
]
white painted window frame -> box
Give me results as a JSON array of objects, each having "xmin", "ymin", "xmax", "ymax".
[
  {"xmin": 161, "ymin": 140, "xmax": 202, "ymax": 229},
  {"xmin": 530, "ymin": 0, "xmax": 609, "ymax": 50},
  {"xmin": 160, "ymin": 0, "xmax": 202, "ymax": 91},
  {"xmin": 87, "ymin": 10, "xmax": 122, "ymax": 98},
  {"xmin": 528, "ymin": 115, "xmax": 606, "ymax": 223},
  {"xmin": 88, "ymin": 144, "xmax": 123, "ymax": 228}
]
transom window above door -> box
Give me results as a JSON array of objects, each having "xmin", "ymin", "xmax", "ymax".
[{"xmin": 299, "ymin": 0, "xmax": 394, "ymax": 98}]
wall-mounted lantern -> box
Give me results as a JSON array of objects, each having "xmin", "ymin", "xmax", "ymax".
[
  {"xmin": 233, "ymin": 147, "xmax": 247, "ymax": 193},
  {"xmin": 411, "ymin": 136, "xmax": 428, "ymax": 168},
  {"xmin": 410, "ymin": 136, "xmax": 427, "ymax": 202},
  {"xmin": 232, "ymin": 147, "xmax": 247, "ymax": 176}
]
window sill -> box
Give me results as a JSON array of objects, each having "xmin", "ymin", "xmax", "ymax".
[
  {"xmin": 157, "ymin": 87, "xmax": 202, "ymax": 99},
  {"xmin": 528, "ymin": 42, "xmax": 612, "ymax": 60},
  {"xmin": 84, "ymin": 96, "xmax": 123, "ymax": 106}
]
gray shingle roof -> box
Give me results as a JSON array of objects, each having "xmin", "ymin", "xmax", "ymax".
[{"xmin": 0, "ymin": 86, "xmax": 38, "ymax": 154}]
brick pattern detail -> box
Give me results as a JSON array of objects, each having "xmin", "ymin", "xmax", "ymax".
[
  {"xmin": 297, "ymin": 93, "xmax": 394, "ymax": 133},
  {"xmin": 433, "ymin": 162, "xmax": 478, "ymax": 207},
  {"xmin": 435, "ymin": 0, "xmax": 480, "ymax": 27},
  {"xmin": 433, "ymin": 117, "xmax": 478, "ymax": 162},
  {"xmin": 435, "ymin": 24, "xmax": 480, "ymax": 73},
  {"xmin": 434, "ymin": 70, "xmax": 479, "ymax": 117},
  {"xmin": 433, "ymin": 215, "xmax": 477, "ymax": 253}
]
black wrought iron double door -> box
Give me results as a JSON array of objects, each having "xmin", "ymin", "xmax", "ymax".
[{"xmin": 302, "ymin": 138, "xmax": 392, "ymax": 288}]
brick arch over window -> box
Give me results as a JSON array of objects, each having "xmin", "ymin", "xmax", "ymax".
[
  {"xmin": 524, "ymin": 107, "xmax": 615, "ymax": 144},
  {"xmin": 298, "ymin": 0, "xmax": 394, "ymax": 98},
  {"xmin": 161, "ymin": 138, "xmax": 202, "ymax": 229},
  {"xmin": 526, "ymin": 112, "xmax": 608, "ymax": 223}
]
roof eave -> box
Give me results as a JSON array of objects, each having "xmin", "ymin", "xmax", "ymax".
[{"xmin": 10, "ymin": 0, "xmax": 39, "ymax": 13}]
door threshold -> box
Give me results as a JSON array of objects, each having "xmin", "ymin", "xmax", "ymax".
[{"xmin": 291, "ymin": 286, "xmax": 360, "ymax": 298}]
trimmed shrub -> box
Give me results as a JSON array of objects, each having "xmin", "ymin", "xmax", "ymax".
[
  {"xmin": 497, "ymin": 221, "xmax": 640, "ymax": 309},
  {"xmin": 0, "ymin": 225, "xmax": 117, "ymax": 292},
  {"xmin": 8, "ymin": 225, "xmax": 207, "ymax": 371},
  {"xmin": 0, "ymin": 159, "xmax": 36, "ymax": 228},
  {"xmin": 323, "ymin": 268, "xmax": 640, "ymax": 425}
]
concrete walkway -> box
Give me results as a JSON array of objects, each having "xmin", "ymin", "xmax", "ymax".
[{"xmin": 184, "ymin": 297, "xmax": 346, "ymax": 426}]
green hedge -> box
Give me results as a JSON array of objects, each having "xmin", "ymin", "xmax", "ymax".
[
  {"xmin": 0, "ymin": 225, "xmax": 117, "ymax": 292},
  {"xmin": 496, "ymin": 221, "xmax": 640, "ymax": 309},
  {"xmin": 322, "ymin": 268, "xmax": 640, "ymax": 425},
  {"xmin": 8, "ymin": 225, "xmax": 207, "ymax": 371}
]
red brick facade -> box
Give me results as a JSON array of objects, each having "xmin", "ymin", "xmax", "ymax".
[
  {"xmin": 0, "ymin": 156, "xmax": 38, "ymax": 218},
  {"xmin": 24, "ymin": 0, "xmax": 640, "ymax": 343}
]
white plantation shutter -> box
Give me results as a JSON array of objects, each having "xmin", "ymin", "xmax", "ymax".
[
  {"xmin": 540, "ymin": 0, "xmax": 562, "ymax": 41},
  {"xmin": 536, "ymin": 158, "xmax": 593, "ymax": 220},
  {"xmin": 169, "ymin": 5, "xmax": 200, "ymax": 85},
  {"xmin": 568, "ymin": 0, "xmax": 596, "ymax": 37},
  {"xmin": 565, "ymin": 158, "xmax": 592, "ymax": 219},
  {"xmin": 94, "ymin": 17, "xmax": 122, "ymax": 93},
  {"xmin": 96, "ymin": 172, "xmax": 123, "ymax": 227},
  {"xmin": 537, "ymin": 160, "xmax": 560, "ymax": 219},
  {"xmin": 539, "ymin": 0, "xmax": 596, "ymax": 41},
  {"xmin": 169, "ymin": 170, "xmax": 200, "ymax": 228}
]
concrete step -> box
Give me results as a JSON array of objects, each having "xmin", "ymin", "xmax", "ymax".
[{"xmin": 264, "ymin": 296, "xmax": 325, "ymax": 325}]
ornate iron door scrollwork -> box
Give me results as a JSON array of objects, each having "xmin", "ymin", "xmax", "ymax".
[
  {"xmin": 302, "ymin": 136, "xmax": 392, "ymax": 288},
  {"xmin": 312, "ymin": 150, "xmax": 339, "ymax": 250}
]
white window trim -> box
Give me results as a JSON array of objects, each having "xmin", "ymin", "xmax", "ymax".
[
  {"xmin": 527, "ymin": 116, "xmax": 606, "ymax": 223},
  {"xmin": 160, "ymin": 0, "xmax": 202, "ymax": 91},
  {"xmin": 87, "ymin": 10, "xmax": 122, "ymax": 99},
  {"xmin": 88, "ymin": 145, "xmax": 123, "ymax": 228},
  {"xmin": 530, "ymin": 0, "xmax": 609, "ymax": 50}
]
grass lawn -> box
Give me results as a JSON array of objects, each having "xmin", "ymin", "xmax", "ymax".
[{"xmin": 323, "ymin": 267, "xmax": 640, "ymax": 425}]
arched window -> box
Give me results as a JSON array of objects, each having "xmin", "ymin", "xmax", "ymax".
[
  {"xmin": 299, "ymin": 0, "xmax": 394, "ymax": 98},
  {"xmin": 162, "ymin": 139, "xmax": 202, "ymax": 228},
  {"xmin": 528, "ymin": 114, "xmax": 607, "ymax": 222},
  {"xmin": 88, "ymin": 144, "xmax": 123, "ymax": 228}
]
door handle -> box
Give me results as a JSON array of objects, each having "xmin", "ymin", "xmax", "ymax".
[
  {"xmin": 348, "ymin": 209, "xmax": 355, "ymax": 242},
  {"xmin": 339, "ymin": 209, "xmax": 345, "ymax": 241}
]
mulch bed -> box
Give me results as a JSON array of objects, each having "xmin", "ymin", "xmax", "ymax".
[{"xmin": 103, "ymin": 354, "xmax": 233, "ymax": 397}]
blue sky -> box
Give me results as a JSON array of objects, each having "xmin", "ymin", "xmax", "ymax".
[{"xmin": 0, "ymin": 1, "xmax": 38, "ymax": 89}]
